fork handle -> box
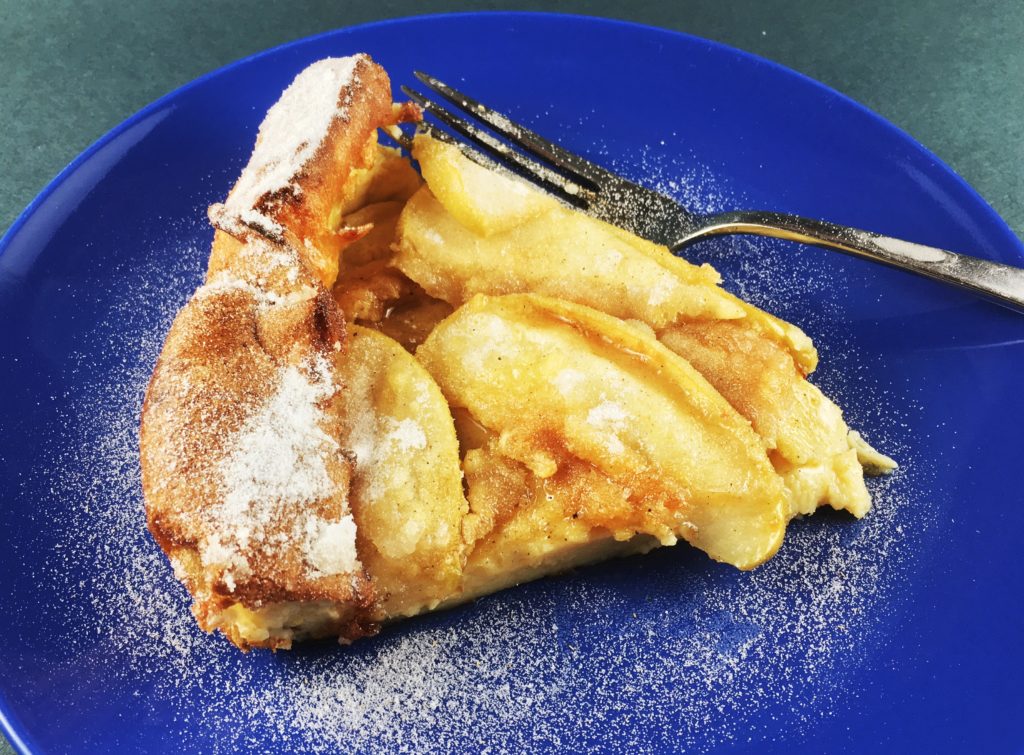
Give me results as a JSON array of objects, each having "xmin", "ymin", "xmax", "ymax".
[{"xmin": 682, "ymin": 211, "xmax": 1024, "ymax": 314}]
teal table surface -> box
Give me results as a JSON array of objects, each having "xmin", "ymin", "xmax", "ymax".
[{"xmin": 1, "ymin": 2, "xmax": 1022, "ymax": 753}]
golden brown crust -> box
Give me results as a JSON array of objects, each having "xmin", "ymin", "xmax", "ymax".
[
  {"xmin": 207, "ymin": 55, "xmax": 419, "ymax": 289},
  {"xmin": 141, "ymin": 237, "xmax": 374, "ymax": 628},
  {"xmin": 142, "ymin": 55, "xmax": 416, "ymax": 648}
]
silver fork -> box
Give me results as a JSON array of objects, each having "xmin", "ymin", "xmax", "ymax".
[{"xmin": 402, "ymin": 72, "xmax": 1024, "ymax": 314}]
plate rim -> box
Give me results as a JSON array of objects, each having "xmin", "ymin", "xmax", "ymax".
[{"xmin": 1, "ymin": 11, "xmax": 1021, "ymax": 754}]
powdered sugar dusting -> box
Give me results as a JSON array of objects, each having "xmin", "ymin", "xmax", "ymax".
[
  {"xmin": 346, "ymin": 409, "xmax": 429, "ymax": 504},
  {"xmin": 219, "ymin": 359, "xmax": 337, "ymax": 517},
  {"xmin": 587, "ymin": 400, "xmax": 629, "ymax": 427},
  {"xmin": 196, "ymin": 273, "xmax": 317, "ymax": 308},
  {"xmin": 647, "ymin": 273, "xmax": 677, "ymax": 306},
  {"xmin": 18, "ymin": 165, "xmax": 930, "ymax": 752},
  {"xmin": 587, "ymin": 399, "xmax": 630, "ymax": 455},
  {"xmin": 210, "ymin": 355, "xmax": 357, "ymax": 581},
  {"xmin": 383, "ymin": 417, "xmax": 428, "ymax": 452},
  {"xmin": 304, "ymin": 515, "xmax": 359, "ymax": 578},
  {"xmin": 553, "ymin": 367, "xmax": 586, "ymax": 395},
  {"xmin": 220, "ymin": 56, "xmax": 364, "ymax": 235}
]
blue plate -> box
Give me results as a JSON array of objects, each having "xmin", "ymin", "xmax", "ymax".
[{"xmin": 1, "ymin": 12, "xmax": 1022, "ymax": 754}]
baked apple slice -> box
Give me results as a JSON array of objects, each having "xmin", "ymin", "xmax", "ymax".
[{"xmin": 417, "ymin": 293, "xmax": 789, "ymax": 570}]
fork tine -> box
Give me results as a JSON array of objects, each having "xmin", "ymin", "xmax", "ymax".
[
  {"xmin": 401, "ymin": 85, "xmax": 594, "ymax": 207},
  {"xmin": 413, "ymin": 71, "xmax": 610, "ymax": 191},
  {"xmin": 381, "ymin": 124, "xmax": 414, "ymax": 152}
]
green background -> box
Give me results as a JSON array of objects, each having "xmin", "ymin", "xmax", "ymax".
[
  {"xmin": 1, "ymin": 1, "xmax": 1021, "ymax": 751},
  {"xmin": 3, "ymin": 0, "xmax": 1023, "ymax": 242}
]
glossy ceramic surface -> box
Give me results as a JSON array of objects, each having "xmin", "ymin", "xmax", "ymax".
[{"xmin": 1, "ymin": 13, "xmax": 1021, "ymax": 754}]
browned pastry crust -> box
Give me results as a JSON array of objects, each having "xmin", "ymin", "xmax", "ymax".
[
  {"xmin": 141, "ymin": 235, "xmax": 379, "ymax": 648},
  {"xmin": 142, "ymin": 54, "xmax": 415, "ymax": 649},
  {"xmin": 207, "ymin": 54, "xmax": 419, "ymax": 289}
]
